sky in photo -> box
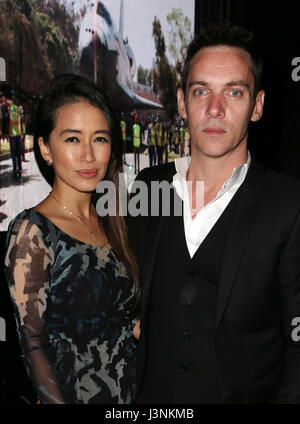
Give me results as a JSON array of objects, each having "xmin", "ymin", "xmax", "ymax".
[{"xmin": 65, "ymin": 0, "xmax": 195, "ymax": 70}]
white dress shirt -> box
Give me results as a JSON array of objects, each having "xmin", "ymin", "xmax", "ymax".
[{"xmin": 172, "ymin": 152, "xmax": 251, "ymax": 258}]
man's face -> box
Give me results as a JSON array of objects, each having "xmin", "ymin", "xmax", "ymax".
[{"xmin": 177, "ymin": 46, "xmax": 264, "ymax": 159}]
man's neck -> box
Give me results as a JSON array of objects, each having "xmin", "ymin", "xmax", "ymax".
[
  {"xmin": 186, "ymin": 146, "xmax": 248, "ymax": 210},
  {"xmin": 187, "ymin": 148, "xmax": 248, "ymax": 189}
]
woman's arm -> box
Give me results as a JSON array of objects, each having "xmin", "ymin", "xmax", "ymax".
[{"xmin": 5, "ymin": 219, "xmax": 65, "ymax": 404}]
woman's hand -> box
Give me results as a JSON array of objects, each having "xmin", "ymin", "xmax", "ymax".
[{"xmin": 133, "ymin": 320, "xmax": 141, "ymax": 340}]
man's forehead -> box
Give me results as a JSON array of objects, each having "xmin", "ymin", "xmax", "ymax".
[{"xmin": 188, "ymin": 45, "xmax": 253, "ymax": 81}]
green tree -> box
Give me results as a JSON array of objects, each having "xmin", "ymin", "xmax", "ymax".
[
  {"xmin": 167, "ymin": 8, "xmax": 192, "ymax": 74},
  {"xmin": 137, "ymin": 65, "xmax": 150, "ymax": 86},
  {"xmin": 0, "ymin": 0, "xmax": 78, "ymax": 94},
  {"xmin": 152, "ymin": 16, "xmax": 177, "ymax": 118}
]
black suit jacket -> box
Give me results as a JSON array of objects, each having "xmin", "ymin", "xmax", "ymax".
[{"xmin": 127, "ymin": 157, "xmax": 300, "ymax": 403}]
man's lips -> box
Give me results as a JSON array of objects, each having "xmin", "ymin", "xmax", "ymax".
[
  {"xmin": 76, "ymin": 169, "xmax": 98, "ymax": 178},
  {"xmin": 203, "ymin": 127, "xmax": 226, "ymax": 135}
]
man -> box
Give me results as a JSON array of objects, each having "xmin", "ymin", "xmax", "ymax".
[
  {"xmin": 147, "ymin": 117, "xmax": 156, "ymax": 167},
  {"xmin": 179, "ymin": 121, "xmax": 185, "ymax": 157},
  {"xmin": 133, "ymin": 117, "xmax": 141, "ymax": 174},
  {"xmin": 163, "ymin": 119, "xmax": 169, "ymax": 163},
  {"xmin": 155, "ymin": 117, "xmax": 163, "ymax": 165},
  {"xmin": 128, "ymin": 25, "xmax": 300, "ymax": 403},
  {"xmin": 120, "ymin": 112, "xmax": 127, "ymax": 165},
  {"xmin": 7, "ymin": 95, "xmax": 22, "ymax": 178},
  {"xmin": 1, "ymin": 96, "xmax": 11, "ymax": 142}
]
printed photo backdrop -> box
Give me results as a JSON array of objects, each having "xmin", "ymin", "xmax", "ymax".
[{"xmin": 0, "ymin": 0, "xmax": 195, "ymax": 231}]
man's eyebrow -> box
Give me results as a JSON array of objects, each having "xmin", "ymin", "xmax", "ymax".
[
  {"xmin": 59, "ymin": 129, "xmax": 111, "ymax": 136},
  {"xmin": 225, "ymin": 80, "xmax": 250, "ymax": 91},
  {"xmin": 188, "ymin": 80, "xmax": 250, "ymax": 91},
  {"xmin": 188, "ymin": 81, "xmax": 208, "ymax": 88}
]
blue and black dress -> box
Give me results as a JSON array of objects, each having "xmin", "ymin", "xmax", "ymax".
[{"xmin": 4, "ymin": 208, "xmax": 137, "ymax": 404}]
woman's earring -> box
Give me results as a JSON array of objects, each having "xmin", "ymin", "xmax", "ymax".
[{"xmin": 46, "ymin": 160, "xmax": 52, "ymax": 166}]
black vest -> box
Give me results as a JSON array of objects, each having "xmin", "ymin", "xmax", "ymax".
[{"xmin": 139, "ymin": 192, "xmax": 240, "ymax": 403}]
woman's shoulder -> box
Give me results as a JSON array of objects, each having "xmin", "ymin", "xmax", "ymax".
[
  {"xmin": 6, "ymin": 208, "xmax": 58, "ymax": 246},
  {"xmin": 8, "ymin": 208, "xmax": 46, "ymax": 231}
]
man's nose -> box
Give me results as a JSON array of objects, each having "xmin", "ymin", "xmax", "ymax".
[
  {"xmin": 205, "ymin": 94, "xmax": 225, "ymax": 118},
  {"xmin": 80, "ymin": 142, "xmax": 95, "ymax": 162}
]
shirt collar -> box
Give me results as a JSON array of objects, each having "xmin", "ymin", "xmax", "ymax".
[{"xmin": 172, "ymin": 151, "xmax": 251, "ymax": 200}]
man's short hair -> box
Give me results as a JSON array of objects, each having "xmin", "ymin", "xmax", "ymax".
[{"xmin": 181, "ymin": 24, "xmax": 262, "ymax": 98}]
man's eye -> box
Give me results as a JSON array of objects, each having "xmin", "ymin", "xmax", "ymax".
[
  {"xmin": 229, "ymin": 89, "xmax": 242, "ymax": 97},
  {"xmin": 95, "ymin": 136, "xmax": 109, "ymax": 143},
  {"xmin": 65, "ymin": 137, "xmax": 79, "ymax": 143},
  {"xmin": 194, "ymin": 88, "xmax": 206, "ymax": 96}
]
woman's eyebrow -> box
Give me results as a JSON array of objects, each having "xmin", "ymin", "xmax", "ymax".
[
  {"xmin": 59, "ymin": 128, "xmax": 81, "ymax": 136},
  {"xmin": 59, "ymin": 129, "xmax": 111, "ymax": 136}
]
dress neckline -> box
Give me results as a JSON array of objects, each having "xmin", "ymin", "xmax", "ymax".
[{"xmin": 27, "ymin": 208, "xmax": 111, "ymax": 250}]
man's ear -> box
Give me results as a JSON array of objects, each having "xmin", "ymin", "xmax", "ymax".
[
  {"xmin": 177, "ymin": 87, "xmax": 188, "ymax": 119},
  {"xmin": 251, "ymin": 90, "xmax": 265, "ymax": 122},
  {"xmin": 38, "ymin": 137, "xmax": 52, "ymax": 164}
]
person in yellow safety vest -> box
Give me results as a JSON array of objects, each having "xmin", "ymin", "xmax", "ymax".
[
  {"xmin": 156, "ymin": 120, "xmax": 163, "ymax": 165},
  {"xmin": 148, "ymin": 120, "xmax": 156, "ymax": 167},
  {"xmin": 163, "ymin": 120, "xmax": 168, "ymax": 164},
  {"xmin": 133, "ymin": 121, "xmax": 141, "ymax": 174},
  {"xmin": 170, "ymin": 123, "xmax": 175, "ymax": 152},
  {"xmin": 174, "ymin": 126, "xmax": 179, "ymax": 155},
  {"xmin": 120, "ymin": 113, "xmax": 128, "ymax": 165},
  {"xmin": 7, "ymin": 96, "xmax": 22, "ymax": 178},
  {"xmin": 120, "ymin": 119, "xmax": 126, "ymax": 141},
  {"xmin": 19, "ymin": 102, "xmax": 28, "ymax": 162},
  {"xmin": 184, "ymin": 125, "xmax": 191, "ymax": 156},
  {"xmin": 179, "ymin": 124, "xmax": 185, "ymax": 157}
]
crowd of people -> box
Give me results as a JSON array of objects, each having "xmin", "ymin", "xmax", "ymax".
[
  {"xmin": 120, "ymin": 112, "xmax": 190, "ymax": 174},
  {"xmin": 0, "ymin": 91, "xmax": 31, "ymax": 222},
  {"xmin": 0, "ymin": 91, "xmax": 31, "ymax": 177}
]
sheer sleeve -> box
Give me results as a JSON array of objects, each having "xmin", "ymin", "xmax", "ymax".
[{"xmin": 4, "ymin": 218, "xmax": 65, "ymax": 404}]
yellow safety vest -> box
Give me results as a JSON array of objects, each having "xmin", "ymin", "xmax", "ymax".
[
  {"xmin": 9, "ymin": 103, "xmax": 21, "ymax": 136},
  {"xmin": 175, "ymin": 130, "xmax": 179, "ymax": 145},
  {"xmin": 156, "ymin": 123, "xmax": 162, "ymax": 146},
  {"xmin": 179, "ymin": 127, "xmax": 184, "ymax": 142},
  {"xmin": 164, "ymin": 127, "xmax": 168, "ymax": 144},
  {"xmin": 184, "ymin": 128, "xmax": 190, "ymax": 141},
  {"xmin": 133, "ymin": 124, "xmax": 141, "ymax": 147},
  {"xmin": 149, "ymin": 124, "xmax": 156, "ymax": 146},
  {"xmin": 120, "ymin": 120, "xmax": 126, "ymax": 141}
]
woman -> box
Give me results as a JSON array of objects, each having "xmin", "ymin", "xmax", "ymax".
[{"xmin": 4, "ymin": 74, "xmax": 139, "ymax": 404}]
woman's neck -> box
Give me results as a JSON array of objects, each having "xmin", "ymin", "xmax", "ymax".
[{"xmin": 50, "ymin": 184, "xmax": 93, "ymax": 219}]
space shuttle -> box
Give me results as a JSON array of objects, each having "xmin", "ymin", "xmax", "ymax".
[{"xmin": 78, "ymin": 0, "xmax": 162, "ymax": 111}]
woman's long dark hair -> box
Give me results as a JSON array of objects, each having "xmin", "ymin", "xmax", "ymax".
[{"xmin": 34, "ymin": 73, "xmax": 139, "ymax": 295}]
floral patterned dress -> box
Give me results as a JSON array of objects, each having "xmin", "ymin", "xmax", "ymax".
[{"xmin": 4, "ymin": 208, "xmax": 137, "ymax": 404}]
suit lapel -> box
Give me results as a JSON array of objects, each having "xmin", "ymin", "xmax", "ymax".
[
  {"xmin": 215, "ymin": 158, "xmax": 266, "ymax": 329},
  {"xmin": 140, "ymin": 163, "xmax": 177, "ymax": 321},
  {"xmin": 140, "ymin": 215, "xmax": 166, "ymax": 319}
]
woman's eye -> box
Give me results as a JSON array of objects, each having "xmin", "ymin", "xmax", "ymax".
[
  {"xmin": 95, "ymin": 136, "xmax": 109, "ymax": 143},
  {"xmin": 65, "ymin": 136, "xmax": 79, "ymax": 143}
]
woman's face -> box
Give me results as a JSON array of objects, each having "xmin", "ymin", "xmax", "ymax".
[{"xmin": 39, "ymin": 100, "xmax": 111, "ymax": 193}]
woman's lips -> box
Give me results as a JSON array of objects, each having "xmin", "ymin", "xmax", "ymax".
[{"xmin": 76, "ymin": 169, "xmax": 98, "ymax": 178}]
